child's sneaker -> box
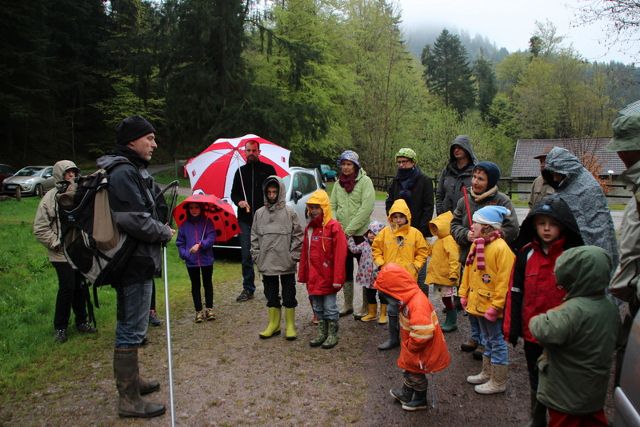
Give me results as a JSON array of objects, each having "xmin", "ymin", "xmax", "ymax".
[
  {"xmin": 149, "ymin": 310, "xmax": 162, "ymax": 327},
  {"xmin": 76, "ymin": 322, "xmax": 97, "ymax": 333},
  {"xmin": 195, "ymin": 311, "xmax": 204, "ymax": 323},
  {"xmin": 205, "ymin": 308, "xmax": 216, "ymax": 321}
]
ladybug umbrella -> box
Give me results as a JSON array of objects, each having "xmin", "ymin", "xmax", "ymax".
[
  {"xmin": 184, "ymin": 134, "xmax": 290, "ymax": 198},
  {"xmin": 172, "ymin": 193, "xmax": 240, "ymax": 242}
]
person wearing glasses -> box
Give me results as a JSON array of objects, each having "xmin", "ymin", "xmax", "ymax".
[{"xmin": 379, "ymin": 148, "xmax": 434, "ymax": 351}]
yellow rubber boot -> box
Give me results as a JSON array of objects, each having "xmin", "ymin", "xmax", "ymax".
[
  {"xmin": 378, "ymin": 304, "xmax": 388, "ymax": 324},
  {"xmin": 259, "ymin": 307, "xmax": 281, "ymax": 339},
  {"xmin": 284, "ymin": 307, "xmax": 297, "ymax": 341},
  {"xmin": 360, "ymin": 304, "xmax": 378, "ymax": 322}
]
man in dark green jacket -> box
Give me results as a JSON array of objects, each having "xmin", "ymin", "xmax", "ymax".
[{"xmin": 530, "ymin": 246, "xmax": 619, "ymax": 426}]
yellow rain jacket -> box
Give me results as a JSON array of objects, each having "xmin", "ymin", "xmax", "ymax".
[
  {"xmin": 426, "ymin": 211, "xmax": 460, "ymax": 287},
  {"xmin": 458, "ymin": 237, "xmax": 515, "ymax": 317},
  {"xmin": 371, "ymin": 199, "xmax": 430, "ymax": 279}
]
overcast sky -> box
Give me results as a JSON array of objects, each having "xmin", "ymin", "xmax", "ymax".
[{"xmin": 397, "ymin": 0, "xmax": 634, "ymax": 64}]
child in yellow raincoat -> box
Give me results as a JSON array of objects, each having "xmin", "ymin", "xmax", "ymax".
[{"xmin": 372, "ymin": 199, "xmax": 430, "ymax": 351}]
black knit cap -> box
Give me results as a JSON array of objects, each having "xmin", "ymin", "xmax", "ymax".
[
  {"xmin": 116, "ymin": 115, "xmax": 156, "ymax": 145},
  {"xmin": 474, "ymin": 161, "xmax": 501, "ymax": 189}
]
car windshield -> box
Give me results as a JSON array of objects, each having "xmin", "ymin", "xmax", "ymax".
[{"xmin": 15, "ymin": 167, "xmax": 43, "ymax": 177}]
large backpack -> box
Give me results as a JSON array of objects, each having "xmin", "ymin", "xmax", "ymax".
[{"xmin": 56, "ymin": 160, "xmax": 137, "ymax": 290}]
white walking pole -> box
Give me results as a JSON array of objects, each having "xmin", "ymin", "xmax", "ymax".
[{"xmin": 162, "ymin": 246, "xmax": 176, "ymax": 427}]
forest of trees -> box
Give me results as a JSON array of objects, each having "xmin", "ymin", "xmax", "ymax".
[{"xmin": 1, "ymin": 0, "xmax": 639, "ymax": 179}]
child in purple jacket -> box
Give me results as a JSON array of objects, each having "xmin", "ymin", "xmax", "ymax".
[{"xmin": 176, "ymin": 202, "xmax": 216, "ymax": 323}]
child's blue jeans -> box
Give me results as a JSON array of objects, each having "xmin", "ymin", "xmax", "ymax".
[
  {"xmin": 476, "ymin": 315, "xmax": 508, "ymax": 365},
  {"xmin": 310, "ymin": 294, "xmax": 339, "ymax": 321}
]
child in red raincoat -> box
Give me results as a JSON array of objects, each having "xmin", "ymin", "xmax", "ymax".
[
  {"xmin": 298, "ymin": 190, "xmax": 347, "ymax": 349},
  {"xmin": 374, "ymin": 263, "xmax": 450, "ymax": 411}
]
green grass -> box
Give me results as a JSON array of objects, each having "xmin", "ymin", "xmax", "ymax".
[
  {"xmin": 0, "ymin": 196, "xmax": 237, "ymax": 402},
  {"xmin": 154, "ymin": 170, "xmax": 190, "ymax": 187}
]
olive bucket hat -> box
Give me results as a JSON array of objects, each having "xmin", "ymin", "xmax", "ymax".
[
  {"xmin": 608, "ymin": 113, "xmax": 640, "ymax": 152},
  {"xmin": 395, "ymin": 147, "xmax": 417, "ymax": 162}
]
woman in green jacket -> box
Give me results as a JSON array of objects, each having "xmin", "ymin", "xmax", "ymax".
[{"xmin": 330, "ymin": 150, "xmax": 375, "ymax": 318}]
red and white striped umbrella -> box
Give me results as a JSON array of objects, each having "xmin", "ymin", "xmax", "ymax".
[{"xmin": 184, "ymin": 134, "xmax": 290, "ymax": 198}]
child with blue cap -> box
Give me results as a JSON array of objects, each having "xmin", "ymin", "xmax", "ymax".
[{"xmin": 458, "ymin": 205, "xmax": 515, "ymax": 395}]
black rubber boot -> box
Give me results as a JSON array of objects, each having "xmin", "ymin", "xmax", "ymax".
[
  {"xmin": 390, "ymin": 384, "xmax": 414, "ymax": 404},
  {"xmin": 378, "ymin": 314, "xmax": 400, "ymax": 350},
  {"xmin": 402, "ymin": 389, "xmax": 428, "ymax": 411},
  {"xmin": 114, "ymin": 348, "xmax": 165, "ymax": 418}
]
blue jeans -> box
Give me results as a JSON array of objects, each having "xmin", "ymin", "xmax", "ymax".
[
  {"xmin": 115, "ymin": 279, "xmax": 152, "ymax": 348},
  {"xmin": 310, "ymin": 294, "xmax": 339, "ymax": 321},
  {"xmin": 477, "ymin": 316, "xmax": 508, "ymax": 365},
  {"xmin": 469, "ymin": 313, "xmax": 485, "ymax": 346},
  {"xmin": 239, "ymin": 221, "xmax": 255, "ymax": 294}
]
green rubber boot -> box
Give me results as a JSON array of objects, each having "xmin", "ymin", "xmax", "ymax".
[
  {"xmin": 310, "ymin": 320, "xmax": 328, "ymax": 347},
  {"xmin": 321, "ymin": 320, "xmax": 339, "ymax": 349},
  {"xmin": 284, "ymin": 307, "xmax": 297, "ymax": 341},
  {"xmin": 259, "ymin": 307, "xmax": 281, "ymax": 339},
  {"xmin": 441, "ymin": 309, "xmax": 458, "ymax": 332}
]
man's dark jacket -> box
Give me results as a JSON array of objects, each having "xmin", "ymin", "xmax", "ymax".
[
  {"xmin": 231, "ymin": 160, "xmax": 276, "ymax": 225},
  {"xmin": 385, "ymin": 168, "xmax": 434, "ymax": 237}
]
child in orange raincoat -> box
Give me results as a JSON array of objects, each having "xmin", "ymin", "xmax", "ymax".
[{"xmin": 374, "ymin": 263, "xmax": 450, "ymax": 411}]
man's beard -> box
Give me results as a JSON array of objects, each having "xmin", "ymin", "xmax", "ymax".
[{"xmin": 247, "ymin": 154, "xmax": 258, "ymax": 163}]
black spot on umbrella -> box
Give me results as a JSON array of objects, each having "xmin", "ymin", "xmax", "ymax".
[
  {"xmin": 223, "ymin": 212, "xmax": 229, "ymax": 217},
  {"xmin": 178, "ymin": 213, "xmax": 186, "ymax": 222},
  {"xmin": 213, "ymin": 215, "xmax": 220, "ymax": 221},
  {"xmin": 225, "ymin": 220, "xmax": 229, "ymax": 226},
  {"xmin": 231, "ymin": 224, "xmax": 237, "ymax": 231},
  {"xmin": 216, "ymin": 230, "xmax": 222, "ymax": 237}
]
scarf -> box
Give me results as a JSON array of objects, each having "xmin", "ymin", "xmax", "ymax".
[
  {"xmin": 465, "ymin": 229, "xmax": 503, "ymax": 270},
  {"xmin": 396, "ymin": 166, "xmax": 420, "ymax": 201},
  {"xmin": 469, "ymin": 185, "xmax": 498, "ymax": 202},
  {"xmin": 338, "ymin": 171, "xmax": 357, "ymax": 193}
]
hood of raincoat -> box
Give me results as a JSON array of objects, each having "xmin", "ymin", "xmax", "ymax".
[
  {"xmin": 388, "ymin": 198, "xmax": 412, "ymax": 227},
  {"xmin": 262, "ymin": 175, "xmax": 286, "ymax": 210},
  {"xmin": 368, "ymin": 220, "xmax": 385, "ymax": 236},
  {"xmin": 448, "ymin": 135, "xmax": 479, "ymax": 165},
  {"xmin": 542, "ymin": 147, "xmax": 583, "ymax": 189},
  {"xmin": 516, "ymin": 194, "xmax": 583, "ymax": 249},
  {"xmin": 555, "ymin": 246, "xmax": 611, "ymax": 300},
  {"xmin": 374, "ymin": 263, "xmax": 421, "ymax": 304},
  {"xmin": 306, "ymin": 189, "xmax": 333, "ymax": 227},
  {"xmin": 53, "ymin": 160, "xmax": 79, "ymax": 183},
  {"xmin": 429, "ymin": 211, "xmax": 453, "ymax": 239}
]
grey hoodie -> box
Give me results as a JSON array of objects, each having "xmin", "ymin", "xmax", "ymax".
[
  {"xmin": 543, "ymin": 147, "xmax": 618, "ymax": 267},
  {"xmin": 250, "ymin": 176, "xmax": 304, "ymax": 275},
  {"xmin": 436, "ymin": 135, "xmax": 479, "ymax": 215}
]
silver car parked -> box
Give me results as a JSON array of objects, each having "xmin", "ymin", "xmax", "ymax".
[{"xmin": 2, "ymin": 165, "xmax": 55, "ymax": 197}]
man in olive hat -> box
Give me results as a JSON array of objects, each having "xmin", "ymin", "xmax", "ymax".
[
  {"xmin": 608, "ymin": 113, "xmax": 640, "ymax": 385},
  {"xmin": 528, "ymin": 146, "xmax": 555, "ymax": 208}
]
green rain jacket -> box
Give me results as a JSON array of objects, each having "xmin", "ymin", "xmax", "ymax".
[
  {"xmin": 330, "ymin": 168, "xmax": 375, "ymax": 236},
  {"xmin": 530, "ymin": 246, "xmax": 620, "ymax": 415}
]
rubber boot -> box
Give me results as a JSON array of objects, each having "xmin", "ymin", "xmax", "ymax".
[
  {"xmin": 401, "ymin": 388, "xmax": 428, "ymax": 411},
  {"xmin": 360, "ymin": 304, "xmax": 378, "ymax": 322},
  {"xmin": 525, "ymin": 391, "xmax": 547, "ymax": 427},
  {"xmin": 114, "ymin": 348, "xmax": 165, "ymax": 418},
  {"xmin": 322, "ymin": 320, "xmax": 339, "ymax": 349},
  {"xmin": 378, "ymin": 304, "xmax": 388, "ymax": 324},
  {"xmin": 284, "ymin": 307, "xmax": 297, "ymax": 341},
  {"xmin": 309, "ymin": 320, "xmax": 328, "ymax": 347},
  {"xmin": 460, "ymin": 338, "xmax": 478, "ymax": 352},
  {"xmin": 354, "ymin": 287, "xmax": 368, "ymax": 320},
  {"xmin": 441, "ymin": 309, "xmax": 458, "ymax": 332},
  {"xmin": 475, "ymin": 364, "xmax": 508, "ymax": 394},
  {"xmin": 259, "ymin": 307, "xmax": 281, "ymax": 339},
  {"xmin": 467, "ymin": 355, "xmax": 491, "ymax": 384},
  {"xmin": 377, "ymin": 314, "xmax": 400, "ymax": 350},
  {"xmin": 339, "ymin": 282, "xmax": 354, "ymax": 317},
  {"xmin": 390, "ymin": 384, "xmax": 414, "ymax": 405},
  {"xmin": 139, "ymin": 376, "xmax": 160, "ymax": 395}
]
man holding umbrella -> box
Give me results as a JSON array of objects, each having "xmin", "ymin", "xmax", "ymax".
[
  {"xmin": 97, "ymin": 115, "xmax": 174, "ymax": 418},
  {"xmin": 231, "ymin": 140, "xmax": 276, "ymax": 302}
]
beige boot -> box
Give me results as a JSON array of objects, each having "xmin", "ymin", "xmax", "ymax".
[
  {"xmin": 360, "ymin": 304, "xmax": 378, "ymax": 322},
  {"xmin": 474, "ymin": 364, "xmax": 507, "ymax": 394},
  {"xmin": 378, "ymin": 304, "xmax": 388, "ymax": 324},
  {"xmin": 466, "ymin": 355, "xmax": 491, "ymax": 384}
]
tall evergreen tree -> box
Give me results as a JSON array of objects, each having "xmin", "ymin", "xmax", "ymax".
[
  {"xmin": 473, "ymin": 56, "xmax": 497, "ymax": 120},
  {"xmin": 421, "ymin": 29, "xmax": 475, "ymax": 116}
]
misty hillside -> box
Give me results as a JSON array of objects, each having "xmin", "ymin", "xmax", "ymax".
[{"xmin": 402, "ymin": 26, "xmax": 511, "ymax": 64}]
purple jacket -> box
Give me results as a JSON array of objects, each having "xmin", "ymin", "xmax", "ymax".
[{"xmin": 176, "ymin": 215, "xmax": 215, "ymax": 267}]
